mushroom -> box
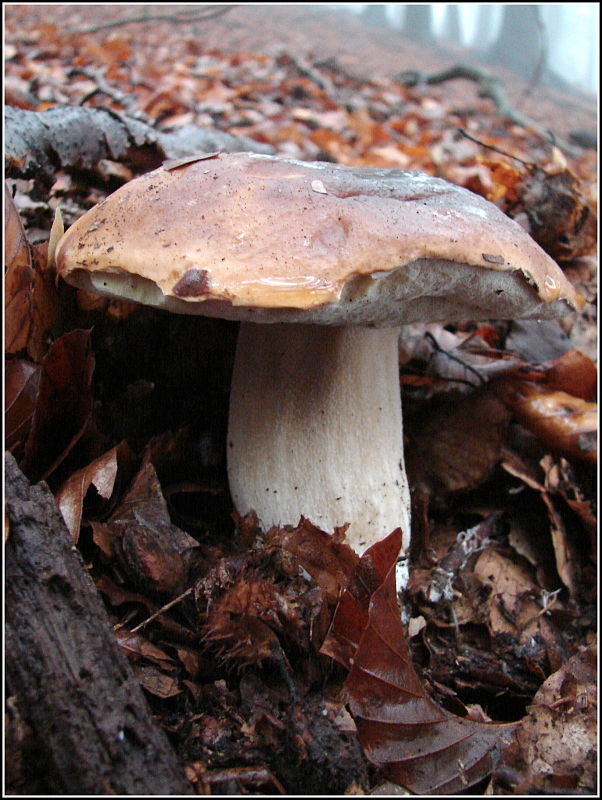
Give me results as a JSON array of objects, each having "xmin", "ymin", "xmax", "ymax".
[{"xmin": 55, "ymin": 152, "xmax": 584, "ymax": 559}]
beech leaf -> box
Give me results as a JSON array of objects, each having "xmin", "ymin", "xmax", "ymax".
[
  {"xmin": 4, "ymin": 183, "xmax": 35, "ymax": 354},
  {"xmin": 322, "ymin": 529, "xmax": 517, "ymax": 794},
  {"xmin": 5, "ymin": 359, "xmax": 41, "ymax": 455},
  {"xmin": 55, "ymin": 441, "xmax": 133, "ymax": 542},
  {"xmin": 495, "ymin": 377, "xmax": 597, "ymax": 463},
  {"xmin": 20, "ymin": 329, "xmax": 95, "ymax": 482},
  {"xmin": 404, "ymin": 389, "xmax": 511, "ymax": 496}
]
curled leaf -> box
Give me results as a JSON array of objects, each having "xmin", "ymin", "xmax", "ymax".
[
  {"xmin": 55, "ymin": 441, "xmax": 133, "ymax": 542},
  {"xmin": 539, "ymin": 349, "xmax": 597, "ymax": 400},
  {"xmin": 20, "ymin": 329, "xmax": 95, "ymax": 482},
  {"xmin": 496, "ymin": 378, "xmax": 597, "ymax": 463},
  {"xmin": 4, "ymin": 183, "xmax": 35, "ymax": 354},
  {"xmin": 46, "ymin": 204, "xmax": 64, "ymax": 268},
  {"xmin": 322, "ymin": 530, "xmax": 517, "ymax": 794}
]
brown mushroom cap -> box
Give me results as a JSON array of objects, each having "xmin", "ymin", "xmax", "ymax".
[{"xmin": 55, "ymin": 152, "xmax": 584, "ymax": 325}]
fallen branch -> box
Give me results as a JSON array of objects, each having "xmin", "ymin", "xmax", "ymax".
[
  {"xmin": 4, "ymin": 452, "xmax": 194, "ymax": 795},
  {"xmin": 70, "ymin": 4, "xmax": 235, "ymax": 35},
  {"xmin": 5, "ymin": 104, "xmax": 274, "ymax": 184},
  {"xmin": 70, "ymin": 65, "xmax": 150, "ymax": 121},
  {"xmin": 395, "ymin": 64, "xmax": 580, "ymax": 157}
]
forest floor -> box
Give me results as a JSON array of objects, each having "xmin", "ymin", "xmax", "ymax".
[
  {"xmin": 7, "ymin": 3, "xmax": 597, "ymax": 139},
  {"xmin": 5, "ymin": 3, "xmax": 599, "ymax": 797}
]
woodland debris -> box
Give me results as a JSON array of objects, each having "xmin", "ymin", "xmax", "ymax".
[
  {"xmin": 4, "ymin": 452, "xmax": 193, "ymax": 795},
  {"xmin": 490, "ymin": 643, "xmax": 597, "ymax": 794},
  {"xmin": 3, "ymin": 6, "xmax": 597, "ymax": 794},
  {"xmin": 5, "ymin": 105, "xmax": 274, "ymax": 185},
  {"xmin": 395, "ymin": 64, "xmax": 581, "ymax": 157},
  {"xmin": 68, "ymin": 4, "xmax": 234, "ymax": 35}
]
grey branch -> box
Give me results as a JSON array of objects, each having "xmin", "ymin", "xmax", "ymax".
[{"xmin": 5, "ymin": 104, "xmax": 274, "ymax": 185}]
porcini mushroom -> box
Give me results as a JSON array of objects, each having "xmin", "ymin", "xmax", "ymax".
[{"xmin": 55, "ymin": 152, "xmax": 584, "ymax": 559}]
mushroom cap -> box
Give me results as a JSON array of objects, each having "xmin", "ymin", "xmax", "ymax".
[{"xmin": 55, "ymin": 152, "xmax": 584, "ymax": 325}]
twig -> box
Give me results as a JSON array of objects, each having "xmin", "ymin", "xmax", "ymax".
[
  {"xmin": 129, "ymin": 587, "xmax": 193, "ymax": 634},
  {"xmin": 70, "ymin": 5, "xmax": 235, "ymax": 35},
  {"xmin": 457, "ymin": 128, "xmax": 538, "ymax": 170},
  {"xmin": 69, "ymin": 65, "xmax": 151, "ymax": 123},
  {"xmin": 396, "ymin": 63, "xmax": 580, "ymax": 157},
  {"xmin": 276, "ymin": 50, "xmax": 337, "ymax": 97},
  {"xmin": 425, "ymin": 331, "xmax": 486, "ymax": 387}
]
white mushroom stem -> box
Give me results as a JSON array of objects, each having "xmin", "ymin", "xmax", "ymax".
[{"xmin": 227, "ymin": 322, "xmax": 411, "ymax": 556}]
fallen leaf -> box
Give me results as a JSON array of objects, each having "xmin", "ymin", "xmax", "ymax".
[
  {"xmin": 116, "ymin": 630, "xmax": 177, "ymax": 669},
  {"xmin": 517, "ymin": 168, "xmax": 597, "ymax": 261},
  {"xmin": 322, "ymin": 530, "xmax": 517, "ymax": 794},
  {"xmin": 494, "ymin": 377, "xmax": 597, "ymax": 464},
  {"xmin": 20, "ymin": 329, "xmax": 95, "ymax": 482},
  {"xmin": 5, "ymin": 359, "xmax": 41, "ymax": 455},
  {"xmin": 473, "ymin": 549, "xmax": 561, "ymax": 645},
  {"xmin": 405, "ymin": 389, "xmax": 511, "ymax": 496},
  {"xmin": 4, "ymin": 183, "xmax": 35, "ymax": 354},
  {"xmin": 132, "ymin": 663, "xmax": 182, "ymax": 698},
  {"xmin": 491, "ymin": 643, "xmax": 597, "ymax": 794},
  {"xmin": 55, "ymin": 441, "xmax": 133, "ymax": 542},
  {"xmin": 110, "ymin": 458, "xmax": 199, "ymax": 553},
  {"xmin": 538, "ymin": 349, "xmax": 597, "ymax": 400}
]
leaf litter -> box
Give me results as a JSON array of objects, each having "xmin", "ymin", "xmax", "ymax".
[{"xmin": 4, "ymin": 4, "xmax": 597, "ymax": 794}]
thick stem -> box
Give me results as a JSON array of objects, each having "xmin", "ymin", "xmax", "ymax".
[{"xmin": 227, "ymin": 323, "xmax": 411, "ymax": 555}]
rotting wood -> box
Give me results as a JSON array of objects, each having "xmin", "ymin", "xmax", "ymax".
[
  {"xmin": 5, "ymin": 104, "xmax": 274, "ymax": 185},
  {"xmin": 4, "ymin": 452, "xmax": 194, "ymax": 795}
]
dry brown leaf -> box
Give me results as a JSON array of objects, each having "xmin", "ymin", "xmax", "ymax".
[
  {"xmin": 405, "ymin": 389, "xmax": 511, "ymax": 496},
  {"xmin": 55, "ymin": 441, "xmax": 132, "ymax": 542},
  {"xmin": 322, "ymin": 530, "xmax": 517, "ymax": 794},
  {"xmin": 495, "ymin": 377, "xmax": 597, "ymax": 464},
  {"xmin": 5, "ymin": 359, "xmax": 41, "ymax": 456},
  {"xmin": 116, "ymin": 630, "xmax": 176, "ymax": 669},
  {"xmin": 518, "ymin": 169, "xmax": 597, "ymax": 261},
  {"xmin": 491, "ymin": 643, "xmax": 597, "ymax": 794},
  {"xmin": 538, "ymin": 349, "xmax": 597, "ymax": 400},
  {"xmin": 109, "ymin": 459, "xmax": 199, "ymax": 553},
  {"xmin": 132, "ymin": 664, "xmax": 182, "ymax": 698},
  {"xmin": 473, "ymin": 549, "xmax": 561, "ymax": 647},
  {"xmin": 20, "ymin": 329, "xmax": 95, "ymax": 482},
  {"xmin": 4, "ymin": 183, "xmax": 35, "ymax": 354}
]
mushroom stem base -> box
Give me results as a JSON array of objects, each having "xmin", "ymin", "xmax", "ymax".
[{"xmin": 227, "ymin": 323, "xmax": 411, "ymax": 555}]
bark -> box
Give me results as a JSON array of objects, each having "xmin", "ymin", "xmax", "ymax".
[
  {"xmin": 360, "ymin": 4, "xmax": 388, "ymax": 29},
  {"xmin": 4, "ymin": 452, "xmax": 194, "ymax": 795},
  {"xmin": 441, "ymin": 4, "xmax": 462, "ymax": 45},
  {"xmin": 4, "ymin": 104, "xmax": 274, "ymax": 185},
  {"xmin": 486, "ymin": 5, "xmax": 545, "ymax": 80},
  {"xmin": 401, "ymin": 5, "xmax": 434, "ymax": 45}
]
